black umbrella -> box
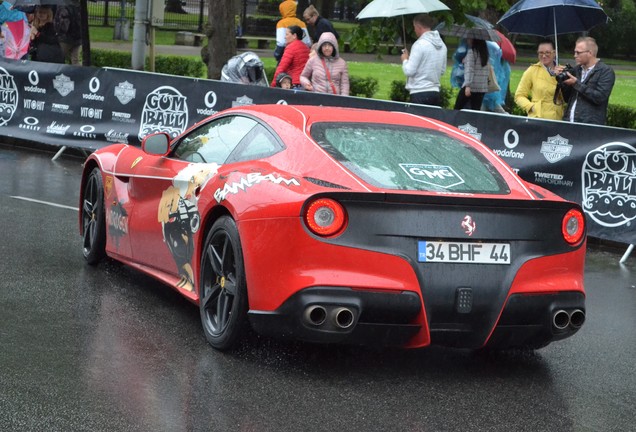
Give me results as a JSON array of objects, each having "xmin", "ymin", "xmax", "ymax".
[
  {"xmin": 497, "ymin": 0, "xmax": 609, "ymax": 62},
  {"xmin": 436, "ymin": 14, "xmax": 501, "ymax": 42}
]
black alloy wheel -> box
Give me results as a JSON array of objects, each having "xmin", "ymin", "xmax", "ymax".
[
  {"xmin": 199, "ymin": 216, "xmax": 248, "ymax": 350},
  {"xmin": 82, "ymin": 167, "xmax": 107, "ymax": 264}
]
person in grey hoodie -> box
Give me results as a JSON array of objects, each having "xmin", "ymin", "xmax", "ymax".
[{"xmin": 401, "ymin": 14, "xmax": 447, "ymax": 106}]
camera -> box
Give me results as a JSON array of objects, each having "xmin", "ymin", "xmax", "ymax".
[{"xmin": 556, "ymin": 64, "xmax": 576, "ymax": 84}]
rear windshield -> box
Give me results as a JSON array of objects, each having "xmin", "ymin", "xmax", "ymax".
[{"xmin": 311, "ymin": 122, "xmax": 509, "ymax": 194}]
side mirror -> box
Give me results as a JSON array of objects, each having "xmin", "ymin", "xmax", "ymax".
[{"xmin": 142, "ymin": 133, "xmax": 170, "ymax": 155}]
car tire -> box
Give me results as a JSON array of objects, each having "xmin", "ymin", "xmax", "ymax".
[
  {"xmin": 199, "ymin": 216, "xmax": 248, "ymax": 351},
  {"xmin": 82, "ymin": 167, "xmax": 107, "ymax": 264}
]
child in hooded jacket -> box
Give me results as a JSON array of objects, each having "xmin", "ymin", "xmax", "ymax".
[{"xmin": 299, "ymin": 32, "xmax": 349, "ymax": 96}]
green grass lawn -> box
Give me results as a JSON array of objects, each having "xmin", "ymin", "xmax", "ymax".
[
  {"xmin": 263, "ymin": 56, "xmax": 635, "ymax": 106},
  {"xmin": 89, "ymin": 26, "xmax": 636, "ymax": 107}
]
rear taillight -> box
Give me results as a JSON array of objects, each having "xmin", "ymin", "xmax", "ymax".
[
  {"xmin": 304, "ymin": 198, "xmax": 347, "ymax": 237},
  {"xmin": 562, "ymin": 208, "xmax": 585, "ymax": 245}
]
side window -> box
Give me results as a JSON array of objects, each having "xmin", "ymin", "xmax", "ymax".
[
  {"xmin": 229, "ymin": 123, "xmax": 283, "ymax": 163},
  {"xmin": 173, "ymin": 116, "xmax": 258, "ymax": 164}
]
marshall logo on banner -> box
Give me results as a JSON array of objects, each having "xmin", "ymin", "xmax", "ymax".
[{"xmin": 0, "ymin": 59, "xmax": 635, "ymax": 245}]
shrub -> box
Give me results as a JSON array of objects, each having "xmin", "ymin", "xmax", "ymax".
[
  {"xmin": 265, "ymin": 65, "xmax": 277, "ymax": 84},
  {"xmin": 389, "ymin": 80, "xmax": 454, "ymax": 108},
  {"xmin": 152, "ymin": 55, "xmax": 206, "ymax": 78},
  {"xmin": 607, "ymin": 104, "xmax": 636, "ymax": 129},
  {"xmin": 510, "ymin": 103, "xmax": 636, "ymax": 129},
  {"xmin": 349, "ymin": 76, "xmax": 379, "ymax": 98},
  {"xmin": 510, "ymin": 103, "xmax": 526, "ymax": 117},
  {"xmin": 389, "ymin": 80, "xmax": 409, "ymax": 102},
  {"xmin": 90, "ymin": 49, "xmax": 205, "ymax": 78},
  {"xmin": 90, "ymin": 49, "xmax": 131, "ymax": 69}
]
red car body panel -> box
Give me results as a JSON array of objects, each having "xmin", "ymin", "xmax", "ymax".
[{"xmin": 80, "ymin": 105, "xmax": 586, "ymax": 350}]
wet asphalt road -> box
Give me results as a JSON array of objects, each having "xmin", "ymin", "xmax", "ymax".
[{"xmin": 1, "ymin": 143, "xmax": 635, "ymax": 432}]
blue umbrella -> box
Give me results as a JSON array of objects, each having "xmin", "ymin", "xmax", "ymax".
[{"xmin": 497, "ymin": 0, "xmax": 609, "ymax": 62}]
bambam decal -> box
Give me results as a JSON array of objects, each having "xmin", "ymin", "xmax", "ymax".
[{"xmin": 158, "ymin": 163, "xmax": 219, "ymax": 292}]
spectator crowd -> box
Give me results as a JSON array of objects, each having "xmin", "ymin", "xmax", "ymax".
[
  {"xmin": 263, "ymin": 6, "xmax": 615, "ymax": 126},
  {"xmin": 0, "ymin": 2, "xmax": 81, "ymax": 65}
]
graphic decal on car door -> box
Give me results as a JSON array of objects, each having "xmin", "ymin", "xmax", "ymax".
[
  {"xmin": 104, "ymin": 175, "xmax": 130, "ymax": 249},
  {"xmin": 158, "ymin": 163, "xmax": 218, "ymax": 292}
]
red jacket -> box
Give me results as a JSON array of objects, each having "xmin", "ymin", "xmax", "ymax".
[{"xmin": 271, "ymin": 40, "xmax": 309, "ymax": 87}]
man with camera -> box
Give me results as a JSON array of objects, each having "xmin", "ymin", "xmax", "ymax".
[{"xmin": 556, "ymin": 37, "xmax": 615, "ymax": 125}]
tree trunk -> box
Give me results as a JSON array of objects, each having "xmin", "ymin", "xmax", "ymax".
[
  {"xmin": 321, "ymin": 0, "xmax": 334, "ymax": 19},
  {"xmin": 80, "ymin": 0, "xmax": 91, "ymax": 66},
  {"xmin": 297, "ymin": 0, "xmax": 310, "ymax": 18},
  {"xmin": 202, "ymin": 0, "xmax": 237, "ymax": 80}
]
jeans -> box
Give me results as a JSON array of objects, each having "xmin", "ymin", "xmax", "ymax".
[{"xmin": 410, "ymin": 91, "xmax": 441, "ymax": 107}]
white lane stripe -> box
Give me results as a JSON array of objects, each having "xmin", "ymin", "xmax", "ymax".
[{"xmin": 11, "ymin": 196, "xmax": 79, "ymax": 211}]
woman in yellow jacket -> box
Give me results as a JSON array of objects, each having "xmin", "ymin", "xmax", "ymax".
[{"xmin": 514, "ymin": 40, "xmax": 564, "ymax": 120}]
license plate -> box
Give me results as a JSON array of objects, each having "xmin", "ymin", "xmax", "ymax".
[{"xmin": 418, "ymin": 241, "xmax": 511, "ymax": 264}]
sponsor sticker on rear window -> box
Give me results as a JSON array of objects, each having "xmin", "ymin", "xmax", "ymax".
[{"xmin": 399, "ymin": 164, "xmax": 465, "ymax": 189}]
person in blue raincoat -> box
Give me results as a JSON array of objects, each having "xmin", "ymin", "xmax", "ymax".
[
  {"xmin": 0, "ymin": 0, "xmax": 26, "ymax": 24},
  {"xmin": 452, "ymin": 39, "xmax": 510, "ymax": 113},
  {"xmin": 450, "ymin": 39, "xmax": 468, "ymax": 91},
  {"xmin": 0, "ymin": 1, "xmax": 28, "ymax": 59},
  {"xmin": 482, "ymin": 40, "xmax": 510, "ymax": 113}
]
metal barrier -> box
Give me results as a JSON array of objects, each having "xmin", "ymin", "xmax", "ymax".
[{"xmin": 87, "ymin": 0, "xmax": 206, "ymax": 32}]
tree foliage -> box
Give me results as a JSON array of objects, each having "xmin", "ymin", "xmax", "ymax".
[
  {"xmin": 589, "ymin": 0, "xmax": 636, "ymax": 58},
  {"xmin": 350, "ymin": 0, "xmax": 515, "ymax": 51}
]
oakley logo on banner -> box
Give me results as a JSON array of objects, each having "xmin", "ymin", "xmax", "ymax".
[
  {"xmin": 139, "ymin": 86, "xmax": 188, "ymax": 140},
  {"xmin": 74, "ymin": 124, "xmax": 96, "ymax": 138},
  {"xmin": 582, "ymin": 142, "xmax": 636, "ymax": 228},
  {"xmin": 20, "ymin": 116, "xmax": 40, "ymax": 131},
  {"xmin": 53, "ymin": 74, "xmax": 75, "ymax": 97},
  {"xmin": 0, "ymin": 67, "xmax": 18, "ymax": 126},
  {"xmin": 457, "ymin": 123, "xmax": 482, "ymax": 141},
  {"xmin": 541, "ymin": 135, "xmax": 572, "ymax": 163},
  {"xmin": 114, "ymin": 81, "xmax": 136, "ymax": 105}
]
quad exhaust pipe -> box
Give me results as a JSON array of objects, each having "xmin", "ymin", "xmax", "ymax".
[
  {"xmin": 304, "ymin": 305, "xmax": 327, "ymax": 326},
  {"xmin": 332, "ymin": 307, "xmax": 355, "ymax": 329},
  {"xmin": 303, "ymin": 305, "xmax": 356, "ymax": 329},
  {"xmin": 569, "ymin": 309, "xmax": 585, "ymax": 329},
  {"xmin": 552, "ymin": 309, "xmax": 586, "ymax": 330}
]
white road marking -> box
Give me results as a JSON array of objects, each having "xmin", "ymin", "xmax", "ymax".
[{"xmin": 11, "ymin": 196, "xmax": 79, "ymax": 211}]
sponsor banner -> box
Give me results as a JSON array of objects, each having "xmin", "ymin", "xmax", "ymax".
[{"xmin": 0, "ymin": 59, "xmax": 635, "ymax": 244}]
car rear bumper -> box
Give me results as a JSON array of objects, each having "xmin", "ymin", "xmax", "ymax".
[
  {"xmin": 486, "ymin": 291, "xmax": 585, "ymax": 349},
  {"xmin": 248, "ymin": 287, "xmax": 585, "ymax": 349},
  {"xmin": 248, "ymin": 286, "xmax": 423, "ymax": 346}
]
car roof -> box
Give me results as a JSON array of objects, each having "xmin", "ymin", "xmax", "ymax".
[{"xmin": 227, "ymin": 104, "xmax": 449, "ymax": 131}]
